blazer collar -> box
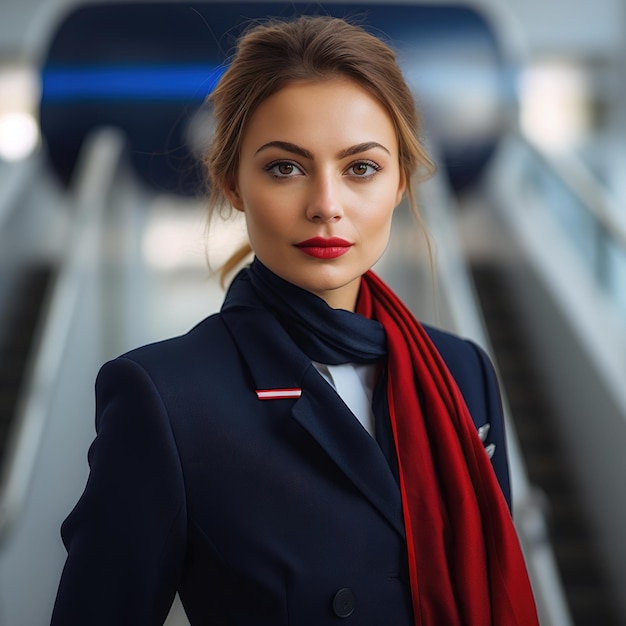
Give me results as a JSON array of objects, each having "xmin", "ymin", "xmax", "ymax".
[{"xmin": 220, "ymin": 273, "xmax": 404, "ymax": 537}]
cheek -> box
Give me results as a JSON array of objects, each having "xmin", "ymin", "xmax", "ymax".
[
  {"xmin": 376, "ymin": 214, "xmax": 394, "ymax": 248},
  {"xmin": 354, "ymin": 207, "xmax": 394, "ymax": 254},
  {"xmin": 363, "ymin": 197, "xmax": 396, "ymax": 231},
  {"xmin": 241, "ymin": 192, "xmax": 294, "ymax": 245},
  {"xmin": 372, "ymin": 205, "xmax": 396, "ymax": 251}
]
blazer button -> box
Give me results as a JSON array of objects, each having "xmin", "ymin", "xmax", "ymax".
[{"xmin": 332, "ymin": 587, "xmax": 355, "ymax": 618}]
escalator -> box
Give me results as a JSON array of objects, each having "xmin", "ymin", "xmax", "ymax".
[
  {"xmin": 0, "ymin": 3, "xmax": 603, "ymax": 624},
  {"xmin": 474, "ymin": 131, "xmax": 626, "ymax": 624},
  {"xmin": 471, "ymin": 260, "xmax": 620, "ymax": 626}
]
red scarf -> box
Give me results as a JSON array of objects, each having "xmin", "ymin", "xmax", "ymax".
[{"xmin": 357, "ymin": 271, "xmax": 539, "ymax": 626}]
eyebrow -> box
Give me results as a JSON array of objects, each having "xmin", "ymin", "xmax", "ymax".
[
  {"xmin": 255, "ymin": 141, "xmax": 313, "ymax": 159},
  {"xmin": 337, "ymin": 142, "xmax": 391, "ymax": 158},
  {"xmin": 254, "ymin": 140, "xmax": 390, "ymax": 159}
]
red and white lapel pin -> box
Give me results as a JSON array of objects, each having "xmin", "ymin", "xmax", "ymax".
[{"xmin": 255, "ymin": 388, "xmax": 302, "ymax": 400}]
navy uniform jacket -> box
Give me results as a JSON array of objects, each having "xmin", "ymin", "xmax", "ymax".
[{"xmin": 51, "ymin": 278, "xmax": 510, "ymax": 625}]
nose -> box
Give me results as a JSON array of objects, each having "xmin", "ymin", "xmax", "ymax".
[{"xmin": 305, "ymin": 173, "xmax": 343, "ymax": 222}]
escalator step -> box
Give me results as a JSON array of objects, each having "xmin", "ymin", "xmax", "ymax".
[{"xmin": 0, "ymin": 266, "xmax": 53, "ymax": 463}]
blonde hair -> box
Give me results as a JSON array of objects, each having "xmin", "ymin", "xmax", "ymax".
[{"xmin": 204, "ymin": 15, "xmax": 435, "ymax": 284}]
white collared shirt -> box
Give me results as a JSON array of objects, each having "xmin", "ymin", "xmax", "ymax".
[{"xmin": 313, "ymin": 362, "xmax": 376, "ymax": 436}]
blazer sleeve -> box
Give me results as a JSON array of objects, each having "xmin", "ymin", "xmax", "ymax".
[
  {"xmin": 51, "ymin": 357, "xmax": 187, "ymax": 626},
  {"xmin": 465, "ymin": 340, "xmax": 512, "ymax": 510}
]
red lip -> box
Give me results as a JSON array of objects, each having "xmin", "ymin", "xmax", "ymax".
[{"xmin": 294, "ymin": 237, "xmax": 352, "ymax": 259}]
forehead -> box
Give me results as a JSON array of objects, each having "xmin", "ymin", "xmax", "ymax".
[{"xmin": 241, "ymin": 78, "xmax": 398, "ymax": 152}]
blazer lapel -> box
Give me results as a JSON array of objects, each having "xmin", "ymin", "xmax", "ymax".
[
  {"xmin": 220, "ymin": 297, "xmax": 404, "ymax": 538},
  {"xmin": 292, "ymin": 366, "xmax": 404, "ymax": 536}
]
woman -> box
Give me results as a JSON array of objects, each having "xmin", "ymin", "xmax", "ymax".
[{"xmin": 52, "ymin": 16, "xmax": 538, "ymax": 625}]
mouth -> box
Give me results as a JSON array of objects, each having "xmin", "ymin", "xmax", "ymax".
[{"xmin": 294, "ymin": 237, "xmax": 353, "ymax": 259}]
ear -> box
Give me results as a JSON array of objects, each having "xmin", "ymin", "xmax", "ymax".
[
  {"xmin": 224, "ymin": 179, "xmax": 244, "ymax": 212},
  {"xmin": 395, "ymin": 169, "xmax": 407, "ymax": 206}
]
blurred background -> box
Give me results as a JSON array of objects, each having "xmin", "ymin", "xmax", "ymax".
[{"xmin": 0, "ymin": 1, "xmax": 625, "ymax": 624}]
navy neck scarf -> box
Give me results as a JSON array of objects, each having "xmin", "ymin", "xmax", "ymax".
[{"xmin": 247, "ymin": 257, "xmax": 386, "ymax": 365}]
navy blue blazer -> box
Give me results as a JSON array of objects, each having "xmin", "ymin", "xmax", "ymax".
[{"xmin": 52, "ymin": 274, "xmax": 510, "ymax": 625}]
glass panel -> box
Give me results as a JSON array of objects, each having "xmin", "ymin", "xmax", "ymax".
[{"xmin": 523, "ymin": 148, "xmax": 626, "ymax": 321}]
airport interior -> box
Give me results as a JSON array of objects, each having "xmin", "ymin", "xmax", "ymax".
[{"xmin": 0, "ymin": 1, "xmax": 625, "ymax": 624}]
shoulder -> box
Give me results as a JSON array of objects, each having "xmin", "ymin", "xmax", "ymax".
[
  {"xmin": 98, "ymin": 313, "xmax": 242, "ymax": 393},
  {"xmin": 423, "ymin": 324, "xmax": 497, "ymax": 390},
  {"xmin": 93, "ymin": 312, "xmax": 252, "ymax": 440},
  {"xmin": 423, "ymin": 323, "xmax": 502, "ymax": 414}
]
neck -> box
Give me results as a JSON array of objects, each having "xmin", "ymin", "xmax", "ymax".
[{"xmin": 310, "ymin": 278, "xmax": 361, "ymax": 312}]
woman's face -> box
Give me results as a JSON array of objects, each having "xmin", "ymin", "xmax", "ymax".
[{"xmin": 226, "ymin": 78, "xmax": 406, "ymax": 310}]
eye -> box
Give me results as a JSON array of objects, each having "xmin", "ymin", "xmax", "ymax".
[
  {"xmin": 265, "ymin": 160, "xmax": 304, "ymax": 178},
  {"xmin": 346, "ymin": 160, "xmax": 381, "ymax": 178}
]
